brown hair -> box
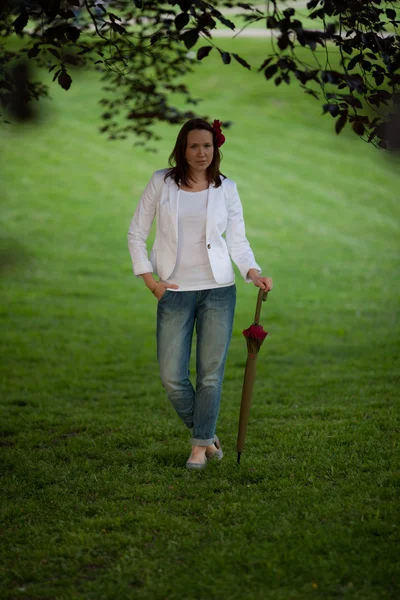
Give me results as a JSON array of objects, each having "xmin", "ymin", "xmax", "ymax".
[{"xmin": 165, "ymin": 118, "xmax": 225, "ymax": 188}]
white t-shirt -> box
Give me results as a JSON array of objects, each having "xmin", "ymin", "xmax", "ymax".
[{"xmin": 164, "ymin": 189, "xmax": 234, "ymax": 291}]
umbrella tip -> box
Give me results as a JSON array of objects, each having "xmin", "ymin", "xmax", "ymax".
[{"xmin": 237, "ymin": 452, "xmax": 241, "ymax": 465}]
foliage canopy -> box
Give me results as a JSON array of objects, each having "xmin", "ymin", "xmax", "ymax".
[{"xmin": 1, "ymin": 0, "xmax": 399, "ymax": 148}]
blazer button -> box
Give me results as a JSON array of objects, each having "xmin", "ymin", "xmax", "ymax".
[{"xmin": 207, "ymin": 243, "xmax": 211, "ymax": 249}]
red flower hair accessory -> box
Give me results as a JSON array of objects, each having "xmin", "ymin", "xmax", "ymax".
[{"xmin": 212, "ymin": 119, "xmax": 226, "ymax": 148}]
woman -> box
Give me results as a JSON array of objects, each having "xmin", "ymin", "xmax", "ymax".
[{"xmin": 128, "ymin": 118, "xmax": 272, "ymax": 469}]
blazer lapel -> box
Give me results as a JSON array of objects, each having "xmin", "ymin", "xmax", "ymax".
[
  {"xmin": 168, "ymin": 178, "xmax": 180, "ymax": 240},
  {"xmin": 206, "ymin": 183, "xmax": 220, "ymax": 240}
]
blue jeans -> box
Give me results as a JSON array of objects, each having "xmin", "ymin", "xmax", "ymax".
[{"xmin": 156, "ymin": 285, "xmax": 236, "ymax": 446}]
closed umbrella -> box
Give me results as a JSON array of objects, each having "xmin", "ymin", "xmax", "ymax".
[{"xmin": 237, "ymin": 288, "xmax": 269, "ymax": 464}]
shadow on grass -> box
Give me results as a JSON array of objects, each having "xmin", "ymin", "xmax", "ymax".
[{"xmin": 0, "ymin": 235, "xmax": 31, "ymax": 276}]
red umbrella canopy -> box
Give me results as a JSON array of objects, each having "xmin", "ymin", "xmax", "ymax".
[
  {"xmin": 243, "ymin": 324, "xmax": 268, "ymax": 341},
  {"xmin": 242, "ymin": 324, "xmax": 268, "ymax": 353}
]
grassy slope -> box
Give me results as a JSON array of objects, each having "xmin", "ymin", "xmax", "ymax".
[{"xmin": 1, "ymin": 38, "xmax": 399, "ymax": 599}]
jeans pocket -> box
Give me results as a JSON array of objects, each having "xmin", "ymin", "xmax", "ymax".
[{"xmin": 158, "ymin": 290, "xmax": 169, "ymax": 304}]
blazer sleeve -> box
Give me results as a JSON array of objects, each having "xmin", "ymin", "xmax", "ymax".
[
  {"xmin": 127, "ymin": 171, "xmax": 162, "ymax": 276},
  {"xmin": 225, "ymin": 181, "xmax": 262, "ymax": 283}
]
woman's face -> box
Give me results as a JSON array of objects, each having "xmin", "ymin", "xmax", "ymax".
[{"xmin": 185, "ymin": 129, "xmax": 214, "ymax": 173}]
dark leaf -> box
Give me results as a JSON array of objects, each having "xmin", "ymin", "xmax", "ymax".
[
  {"xmin": 295, "ymin": 70, "xmax": 306, "ymax": 84},
  {"xmin": 342, "ymin": 44, "xmax": 353, "ymax": 55},
  {"xmin": 52, "ymin": 69, "xmax": 61, "ymax": 82},
  {"xmin": 232, "ymin": 54, "xmax": 251, "ymax": 70},
  {"xmin": 180, "ymin": 29, "xmax": 199, "ymax": 49},
  {"xmin": 368, "ymin": 128, "xmax": 378, "ymax": 143},
  {"xmin": 277, "ymin": 57, "xmax": 293, "ymax": 70},
  {"xmin": 295, "ymin": 69, "xmax": 318, "ymax": 85},
  {"xmin": 368, "ymin": 94, "xmax": 381, "ymax": 107},
  {"xmin": 283, "ymin": 8, "xmax": 295, "ymax": 18},
  {"xmin": 13, "ymin": 11, "xmax": 29, "ymax": 34},
  {"xmin": 347, "ymin": 53, "xmax": 362, "ymax": 70},
  {"xmin": 27, "ymin": 45, "xmax": 41, "ymax": 59},
  {"xmin": 213, "ymin": 14, "xmax": 235, "ymax": 30},
  {"xmin": 342, "ymin": 95, "xmax": 362, "ymax": 109},
  {"xmin": 110, "ymin": 23, "xmax": 125, "ymax": 34},
  {"xmin": 197, "ymin": 46, "xmax": 213, "ymax": 60},
  {"xmin": 326, "ymin": 23, "xmax": 336, "ymax": 36},
  {"xmin": 208, "ymin": 16, "xmax": 217, "ymax": 30},
  {"xmin": 309, "ymin": 8, "xmax": 324, "ymax": 19},
  {"xmin": 43, "ymin": 0, "xmax": 61, "ymax": 21},
  {"xmin": 291, "ymin": 19, "xmax": 303, "ymax": 34},
  {"xmin": 275, "ymin": 76, "xmax": 282, "ymax": 86},
  {"xmin": 335, "ymin": 114, "xmax": 347, "ymax": 134},
  {"xmin": 386, "ymin": 8, "xmax": 396, "ymax": 20},
  {"xmin": 150, "ymin": 32, "xmax": 163, "ymax": 45},
  {"xmin": 307, "ymin": 0, "xmax": 320, "ymax": 9},
  {"xmin": 220, "ymin": 52, "xmax": 231, "ymax": 65},
  {"xmin": 304, "ymin": 88, "xmax": 319, "ymax": 99},
  {"xmin": 323, "ymin": 103, "xmax": 340, "ymax": 117},
  {"xmin": 258, "ymin": 57, "xmax": 273, "ymax": 72},
  {"xmin": 277, "ymin": 34, "xmax": 289, "ymax": 51},
  {"xmin": 66, "ymin": 27, "xmax": 80, "ymax": 42},
  {"xmin": 345, "ymin": 74, "xmax": 366, "ymax": 93},
  {"xmin": 361, "ymin": 60, "xmax": 372, "ymax": 72},
  {"xmin": 352, "ymin": 121, "xmax": 365, "ymax": 136},
  {"xmin": 321, "ymin": 70, "xmax": 342, "ymax": 84},
  {"xmin": 266, "ymin": 16, "xmax": 277, "ymax": 29},
  {"xmin": 175, "ymin": 12, "xmax": 190, "ymax": 31},
  {"xmin": 58, "ymin": 70, "xmax": 72, "ymax": 91},
  {"xmin": 379, "ymin": 90, "xmax": 392, "ymax": 101},
  {"xmin": 264, "ymin": 64, "xmax": 278, "ymax": 79},
  {"xmin": 197, "ymin": 14, "xmax": 216, "ymax": 31},
  {"xmin": 48, "ymin": 48, "xmax": 60, "ymax": 59}
]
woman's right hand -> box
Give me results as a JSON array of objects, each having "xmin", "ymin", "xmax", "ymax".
[{"xmin": 152, "ymin": 280, "xmax": 179, "ymax": 301}]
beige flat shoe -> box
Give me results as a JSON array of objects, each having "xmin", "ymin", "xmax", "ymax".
[
  {"xmin": 206, "ymin": 435, "xmax": 223, "ymax": 461},
  {"xmin": 186, "ymin": 457, "xmax": 208, "ymax": 470}
]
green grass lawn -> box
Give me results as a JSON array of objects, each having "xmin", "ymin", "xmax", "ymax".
[{"xmin": 1, "ymin": 37, "xmax": 399, "ymax": 599}]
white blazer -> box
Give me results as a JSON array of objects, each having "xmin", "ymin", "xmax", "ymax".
[{"xmin": 127, "ymin": 168, "xmax": 261, "ymax": 285}]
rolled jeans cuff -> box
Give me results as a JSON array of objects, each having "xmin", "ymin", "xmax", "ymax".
[{"xmin": 190, "ymin": 437, "xmax": 215, "ymax": 447}]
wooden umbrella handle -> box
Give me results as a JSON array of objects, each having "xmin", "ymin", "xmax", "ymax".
[
  {"xmin": 237, "ymin": 354, "xmax": 258, "ymax": 453},
  {"xmin": 254, "ymin": 288, "xmax": 268, "ymax": 325}
]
